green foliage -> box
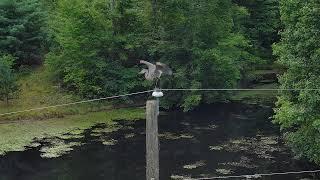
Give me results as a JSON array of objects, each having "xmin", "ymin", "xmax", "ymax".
[
  {"xmin": 150, "ymin": 0, "xmax": 258, "ymax": 110},
  {"xmin": 47, "ymin": 0, "xmax": 260, "ymax": 111},
  {"xmin": 0, "ymin": 0, "xmax": 279, "ymax": 111},
  {"xmin": 273, "ymin": 0, "xmax": 320, "ymax": 164},
  {"xmin": 0, "ymin": 54, "xmax": 19, "ymax": 104},
  {"xmin": 46, "ymin": 0, "xmax": 144, "ymax": 98},
  {"xmin": 234, "ymin": 0, "xmax": 281, "ymax": 61},
  {"xmin": 0, "ymin": 0, "xmax": 47, "ymax": 65}
]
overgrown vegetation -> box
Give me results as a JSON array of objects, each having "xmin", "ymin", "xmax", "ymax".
[
  {"xmin": 0, "ymin": 67, "xmax": 76, "ymax": 120},
  {"xmin": 0, "ymin": 68, "xmax": 143, "ymax": 121},
  {"xmin": 234, "ymin": 0, "xmax": 281, "ymax": 61},
  {"xmin": 45, "ymin": 0, "xmax": 265, "ymax": 111},
  {"xmin": 0, "ymin": 0, "xmax": 281, "ymax": 111},
  {"xmin": 0, "ymin": 54, "xmax": 19, "ymax": 104},
  {"xmin": 273, "ymin": 0, "xmax": 320, "ymax": 164}
]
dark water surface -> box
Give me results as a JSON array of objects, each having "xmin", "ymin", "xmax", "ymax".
[{"xmin": 0, "ymin": 103, "xmax": 318, "ymax": 180}]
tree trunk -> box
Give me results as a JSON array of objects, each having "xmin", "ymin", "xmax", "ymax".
[
  {"xmin": 111, "ymin": 0, "xmax": 116, "ymax": 10},
  {"xmin": 5, "ymin": 95, "xmax": 9, "ymax": 105},
  {"xmin": 151, "ymin": 0, "xmax": 157, "ymax": 17},
  {"xmin": 151, "ymin": 0, "xmax": 158, "ymax": 30}
]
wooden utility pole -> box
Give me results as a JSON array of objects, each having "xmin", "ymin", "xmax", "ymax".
[
  {"xmin": 139, "ymin": 60, "xmax": 171, "ymax": 180},
  {"xmin": 146, "ymin": 99, "xmax": 160, "ymax": 180}
]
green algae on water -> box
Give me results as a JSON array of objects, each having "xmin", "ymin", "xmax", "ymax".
[
  {"xmin": 215, "ymin": 168, "xmax": 233, "ymax": 175},
  {"xmin": 0, "ymin": 108, "xmax": 144, "ymax": 156},
  {"xmin": 124, "ymin": 133, "xmax": 135, "ymax": 139},
  {"xmin": 101, "ymin": 138, "xmax": 118, "ymax": 146},
  {"xmin": 170, "ymin": 175, "xmax": 191, "ymax": 180},
  {"xmin": 183, "ymin": 160, "xmax": 206, "ymax": 169},
  {"xmin": 159, "ymin": 132, "xmax": 194, "ymax": 140},
  {"xmin": 40, "ymin": 138, "xmax": 84, "ymax": 158}
]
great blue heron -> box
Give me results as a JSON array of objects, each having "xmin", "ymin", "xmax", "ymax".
[{"xmin": 139, "ymin": 60, "xmax": 172, "ymax": 88}]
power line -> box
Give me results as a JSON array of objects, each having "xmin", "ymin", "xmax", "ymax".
[
  {"xmin": 162, "ymin": 88, "xmax": 320, "ymax": 91},
  {"xmin": 1, "ymin": 88, "xmax": 320, "ymax": 117},
  {"xmin": 0, "ymin": 90, "xmax": 153, "ymax": 116},
  {"xmin": 188, "ymin": 169, "xmax": 320, "ymax": 180}
]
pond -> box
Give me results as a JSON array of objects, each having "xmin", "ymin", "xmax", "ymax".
[{"xmin": 0, "ymin": 103, "xmax": 318, "ymax": 180}]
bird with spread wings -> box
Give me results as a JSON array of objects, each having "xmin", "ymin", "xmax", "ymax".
[{"xmin": 139, "ymin": 60, "xmax": 172, "ymax": 88}]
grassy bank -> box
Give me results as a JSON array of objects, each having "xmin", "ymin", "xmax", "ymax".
[
  {"xmin": 231, "ymin": 83, "xmax": 279, "ymax": 105},
  {"xmin": 231, "ymin": 69, "xmax": 279, "ymax": 105},
  {"xmin": 1, "ymin": 67, "xmax": 74, "ymax": 112},
  {"xmin": 0, "ymin": 67, "xmax": 138, "ymax": 121}
]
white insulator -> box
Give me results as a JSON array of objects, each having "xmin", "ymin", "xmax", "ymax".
[{"xmin": 152, "ymin": 91, "xmax": 164, "ymax": 98}]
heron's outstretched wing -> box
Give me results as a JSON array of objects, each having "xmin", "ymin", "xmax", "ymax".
[
  {"xmin": 156, "ymin": 62, "xmax": 173, "ymax": 76},
  {"xmin": 139, "ymin": 69, "xmax": 148, "ymax": 74},
  {"xmin": 140, "ymin": 60, "xmax": 156, "ymax": 73}
]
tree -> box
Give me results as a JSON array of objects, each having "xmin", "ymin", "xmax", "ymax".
[
  {"xmin": 147, "ymin": 0, "xmax": 258, "ymax": 110},
  {"xmin": 46, "ymin": 0, "xmax": 145, "ymax": 98},
  {"xmin": 0, "ymin": 54, "xmax": 19, "ymax": 104},
  {"xmin": 234, "ymin": 0, "xmax": 281, "ymax": 61},
  {"xmin": 47, "ymin": 0, "xmax": 260, "ymax": 110},
  {"xmin": 0, "ymin": 0, "xmax": 47, "ymax": 66},
  {"xmin": 273, "ymin": 0, "xmax": 320, "ymax": 164}
]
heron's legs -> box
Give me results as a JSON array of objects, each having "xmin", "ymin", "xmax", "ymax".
[
  {"xmin": 154, "ymin": 78, "xmax": 161, "ymax": 90},
  {"xmin": 154, "ymin": 79, "xmax": 159, "ymax": 89}
]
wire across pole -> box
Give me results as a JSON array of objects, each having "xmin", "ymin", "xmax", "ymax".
[
  {"xmin": 1, "ymin": 88, "xmax": 320, "ymax": 116},
  {"xmin": 162, "ymin": 88, "xmax": 320, "ymax": 91},
  {"xmin": 0, "ymin": 90, "xmax": 153, "ymax": 116},
  {"xmin": 188, "ymin": 169, "xmax": 320, "ymax": 179}
]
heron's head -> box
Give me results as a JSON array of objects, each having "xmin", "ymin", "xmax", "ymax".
[{"xmin": 139, "ymin": 69, "xmax": 148, "ymax": 75}]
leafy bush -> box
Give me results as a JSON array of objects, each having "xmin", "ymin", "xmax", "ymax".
[
  {"xmin": 273, "ymin": 0, "xmax": 320, "ymax": 164},
  {"xmin": 0, "ymin": 54, "xmax": 19, "ymax": 104}
]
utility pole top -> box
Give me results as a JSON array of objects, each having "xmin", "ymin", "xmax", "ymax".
[
  {"xmin": 152, "ymin": 91, "xmax": 163, "ymax": 98},
  {"xmin": 152, "ymin": 88, "xmax": 163, "ymax": 98}
]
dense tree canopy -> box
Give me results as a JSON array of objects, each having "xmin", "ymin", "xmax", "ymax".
[
  {"xmin": 0, "ymin": 0, "xmax": 47, "ymax": 66},
  {"xmin": 273, "ymin": 0, "xmax": 320, "ymax": 164},
  {"xmin": 46, "ymin": 0, "xmax": 259, "ymax": 110},
  {"xmin": 46, "ymin": 0, "xmax": 145, "ymax": 98},
  {"xmin": 234, "ymin": 0, "xmax": 281, "ymax": 61}
]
